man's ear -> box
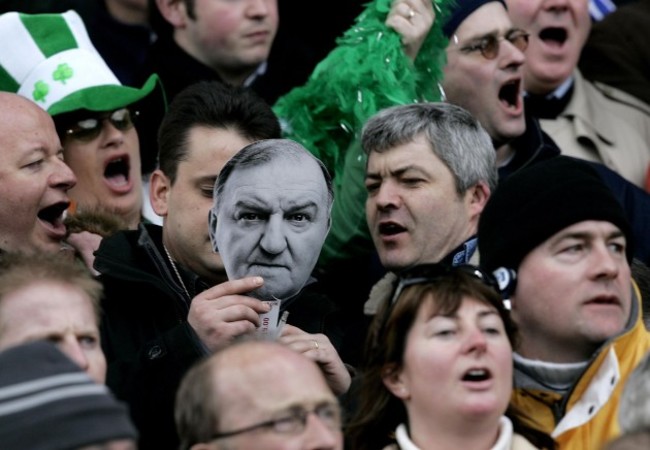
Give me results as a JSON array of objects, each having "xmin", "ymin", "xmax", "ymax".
[
  {"xmin": 156, "ymin": 0, "xmax": 187, "ymax": 28},
  {"xmin": 381, "ymin": 363, "xmax": 410, "ymax": 400},
  {"xmin": 150, "ymin": 169, "xmax": 171, "ymax": 217},
  {"xmin": 208, "ymin": 209, "xmax": 219, "ymax": 252},
  {"xmin": 467, "ymin": 180, "xmax": 491, "ymax": 218}
]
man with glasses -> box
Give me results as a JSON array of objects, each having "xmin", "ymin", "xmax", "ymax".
[
  {"xmin": 439, "ymin": 0, "xmax": 650, "ymax": 265},
  {"xmin": 175, "ymin": 339, "xmax": 343, "ymax": 450}
]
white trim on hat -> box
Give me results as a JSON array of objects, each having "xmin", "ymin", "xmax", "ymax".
[{"xmin": 17, "ymin": 48, "xmax": 120, "ymax": 112}]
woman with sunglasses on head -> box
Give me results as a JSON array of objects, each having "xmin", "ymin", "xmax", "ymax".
[
  {"xmin": 0, "ymin": 10, "xmax": 165, "ymax": 233},
  {"xmin": 346, "ymin": 264, "xmax": 555, "ymax": 450}
]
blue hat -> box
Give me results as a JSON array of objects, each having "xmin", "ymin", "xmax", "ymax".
[{"xmin": 443, "ymin": 0, "xmax": 507, "ymax": 38}]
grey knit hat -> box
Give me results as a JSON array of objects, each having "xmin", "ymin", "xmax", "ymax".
[{"xmin": 0, "ymin": 340, "xmax": 137, "ymax": 449}]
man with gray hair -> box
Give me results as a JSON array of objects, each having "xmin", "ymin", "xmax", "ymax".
[{"xmin": 330, "ymin": 102, "xmax": 497, "ymax": 365}]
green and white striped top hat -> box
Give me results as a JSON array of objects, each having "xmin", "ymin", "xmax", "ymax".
[{"xmin": 0, "ymin": 10, "xmax": 164, "ymax": 116}]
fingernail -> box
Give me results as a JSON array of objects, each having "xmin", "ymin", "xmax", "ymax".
[{"xmin": 254, "ymin": 276, "xmax": 263, "ymax": 285}]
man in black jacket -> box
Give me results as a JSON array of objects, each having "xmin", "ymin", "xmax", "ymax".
[{"xmin": 94, "ymin": 81, "xmax": 347, "ymax": 449}]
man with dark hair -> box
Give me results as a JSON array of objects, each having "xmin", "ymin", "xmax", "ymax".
[
  {"xmin": 93, "ymin": 80, "xmax": 282, "ymax": 449},
  {"xmin": 147, "ymin": 0, "xmax": 292, "ymax": 105}
]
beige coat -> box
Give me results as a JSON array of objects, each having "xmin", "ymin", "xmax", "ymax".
[{"xmin": 539, "ymin": 70, "xmax": 650, "ymax": 188}]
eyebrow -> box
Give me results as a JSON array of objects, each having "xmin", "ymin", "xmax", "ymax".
[
  {"xmin": 232, "ymin": 198, "xmax": 320, "ymax": 211},
  {"xmin": 365, "ymin": 164, "xmax": 430, "ymax": 180},
  {"xmin": 196, "ymin": 175, "xmax": 217, "ymax": 186},
  {"xmin": 431, "ymin": 307, "xmax": 499, "ymax": 321}
]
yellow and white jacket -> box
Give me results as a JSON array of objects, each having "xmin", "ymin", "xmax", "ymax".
[{"xmin": 511, "ymin": 282, "xmax": 650, "ymax": 450}]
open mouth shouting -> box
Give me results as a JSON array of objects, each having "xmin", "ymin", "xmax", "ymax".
[
  {"xmin": 498, "ymin": 77, "xmax": 523, "ymax": 113},
  {"xmin": 461, "ymin": 367, "xmax": 493, "ymax": 389},
  {"xmin": 539, "ymin": 26, "xmax": 568, "ymax": 51},
  {"xmin": 38, "ymin": 201, "xmax": 70, "ymax": 239},
  {"xmin": 103, "ymin": 154, "xmax": 133, "ymax": 194}
]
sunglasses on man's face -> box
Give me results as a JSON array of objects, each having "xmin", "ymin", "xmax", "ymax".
[
  {"xmin": 453, "ymin": 28, "xmax": 529, "ymax": 60},
  {"xmin": 62, "ymin": 108, "xmax": 138, "ymax": 142}
]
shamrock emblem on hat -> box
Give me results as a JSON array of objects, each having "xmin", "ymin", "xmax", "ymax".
[
  {"xmin": 53, "ymin": 63, "xmax": 74, "ymax": 84},
  {"xmin": 32, "ymin": 80, "xmax": 50, "ymax": 103}
]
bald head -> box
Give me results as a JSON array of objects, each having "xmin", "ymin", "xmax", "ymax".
[
  {"xmin": 213, "ymin": 340, "xmax": 330, "ymax": 388},
  {"xmin": 175, "ymin": 340, "xmax": 343, "ymax": 450},
  {"xmin": 0, "ymin": 91, "xmax": 51, "ymax": 127},
  {"xmin": 0, "ymin": 92, "xmax": 76, "ymax": 254}
]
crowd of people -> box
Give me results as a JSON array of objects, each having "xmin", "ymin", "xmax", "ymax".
[{"xmin": 0, "ymin": 0, "xmax": 649, "ymax": 449}]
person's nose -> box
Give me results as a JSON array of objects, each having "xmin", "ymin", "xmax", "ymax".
[
  {"xmin": 501, "ymin": 39, "xmax": 526, "ymax": 68},
  {"xmin": 590, "ymin": 241, "xmax": 621, "ymax": 280},
  {"xmin": 58, "ymin": 336, "xmax": 90, "ymax": 373},
  {"xmin": 544, "ymin": 0, "xmax": 570, "ymax": 13},
  {"xmin": 374, "ymin": 181, "xmax": 402, "ymax": 211},
  {"xmin": 101, "ymin": 119, "xmax": 128, "ymax": 148},
  {"xmin": 462, "ymin": 326, "xmax": 488, "ymax": 355},
  {"xmin": 247, "ymin": 0, "xmax": 270, "ymax": 17},
  {"xmin": 303, "ymin": 413, "xmax": 342, "ymax": 450},
  {"xmin": 259, "ymin": 215, "xmax": 287, "ymax": 255},
  {"xmin": 51, "ymin": 158, "xmax": 77, "ymax": 191}
]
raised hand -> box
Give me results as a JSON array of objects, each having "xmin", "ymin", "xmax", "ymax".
[{"xmin": 188, "ymin": 277, "xmax": 271, "ymax": 352}]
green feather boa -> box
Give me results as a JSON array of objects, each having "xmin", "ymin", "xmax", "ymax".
[{"xmin": 272, "ymin": 0, "xmax": 452, "ymax": 176}]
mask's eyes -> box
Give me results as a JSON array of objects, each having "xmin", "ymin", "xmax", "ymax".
[
  {"xmin": 239, "ymin": 212, "xmax": 263, "ymax": 221},
  {"xmin": 288, "ymin": 213, "xmax": 311, "ymax": 222}
]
